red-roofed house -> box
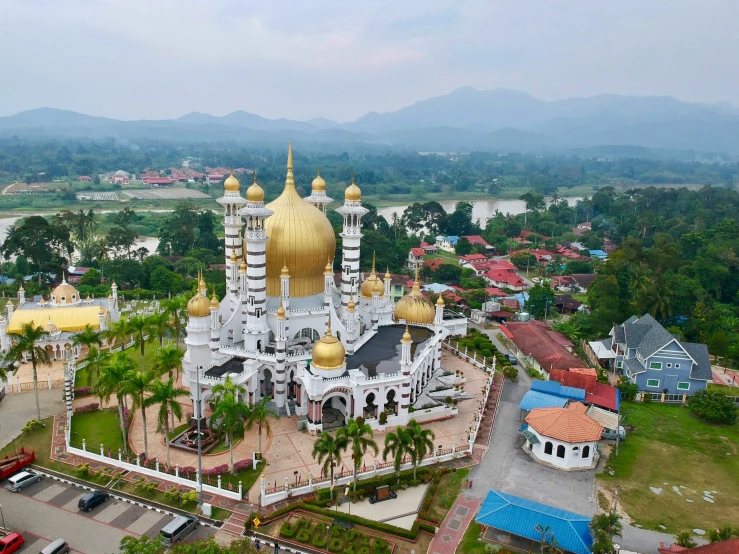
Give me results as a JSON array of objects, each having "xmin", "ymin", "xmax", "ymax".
[
  {"xmin": 500, "ymin": 321, "xmax": 583, "ymax": 373},
  {"xmin": 424, "ymin": 258, "xmax": 445, "ymax": 272},
  {"xmin": 78, "ymin": 176, "xmax": 92, "ymax": 182},
  {"xmin": 463, "ymin": 259, "xmax": 516, "ymax": 276},
  {"xmin": 207, "ymin": 174, "xmax": 225, "ymax": 184},
  {"xmin": 143, "ymin": 177, "xmax": 175, "ymax": 187},
  {"xmin": 520, "ymin": 230, "xmax": 550, "ymax": 241},
  {"xmin": 572, "ymin": 221, "xmax": 592, "ymax": 237},
  {"xmin": 485, "ymin": 287, "xmax": 508, "ymax": 298},
  {"xmin": 510, "ymin": 249, "xmax": 557, "ymax": 264},
  {"xmin": 407, "ymin": 247, "xmax": 425, "ymax": 271},
  {"xmin": 463, "ymin": 235, "xmax": 494, "ymax": 251},
  {"xmin": 458, "ymin": 253, "xmax": 489, "ymax": 264},
  {"xmin": 484, "ymin": 269, "xmax": 528, "ymax": 291},
  {"xmin": 420, "ymin": 241, "xmax": 437, "ymax": 254},
  {"xmin": 659, "ymin": 538, "xmax": 739, "ymax": 554}
]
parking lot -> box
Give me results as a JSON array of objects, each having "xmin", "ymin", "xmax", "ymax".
[{"xmin": 0, "ymin": 475, "xmax": 215, "ymax": 552}]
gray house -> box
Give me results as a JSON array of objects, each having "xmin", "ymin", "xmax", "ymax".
[{"xmin": 605, "ymin": 314, "xmax": 712, "ymax": 396}]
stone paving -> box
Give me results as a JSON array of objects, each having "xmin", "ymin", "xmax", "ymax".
[{"xmin": 427, "ymin": 493, "xmax": 481, "ymax": 554}]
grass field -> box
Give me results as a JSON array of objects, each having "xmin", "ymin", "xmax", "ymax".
[
  {"xmin": 70, "ymin": 408, "xmax": 126, "ymax": 454},
  {"xmin": 598, "ymin": 402, "xmax": 739, "ymax": 533},
  {"xmin": 426, "ymin": 467, "xmax": 470, "ymax": 523},
  {"xmin": 458, "ymin": 520, "xmax": 487, "ymax": 554}
]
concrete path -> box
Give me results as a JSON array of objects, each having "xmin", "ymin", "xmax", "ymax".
[
  {"xmin": 334, "ymin": 482, "xmax": 430, "ymax": 530},
  {"xmin": 428, "ymin": 493, "xmax": 481, "ymax": 554},
  {"xmin": 0, "ymin": 388, "xmax": 62, "ymax": 447}
]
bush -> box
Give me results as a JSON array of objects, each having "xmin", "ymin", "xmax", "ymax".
[
  {"xmin": 74, "ymin": 403, "xmax": 100, "ymax": 413},
  {"xmin": 502, "ymin": 366, "xmax": 518, "ymax": 382},
  {"xmin": 22, "ymin": 419, "xmax": 44, "ymax": 433},
  {"xmin": 687, "ymin": 389, "xmax": 738, "ymax": 424},
  {"xmin": 616, "ymin": 377, "xmax": 638, "ymax": 401},
  {"xmin": 76, "ymin": 463, "xmax": 90, "ymax": 477},
  {"xmin": 233, "ymin": 459, "xmax": 253, "ymax": 471},
  {"xmin": 202, "ymin": 464, "xmax": 229, "ymax": 475},
  {"xmin": 379, "ymin": 411, "xmax": 387, "ymax": 425},
  {"xmin": 485, "ymin": 545, "xmax": 502, "ymax": 554},
  {"xmin": 74, "ymin": 387, "xmax": 92, "ymax": 397},
  {"xmin": 481, "ymin": 349, "xmax": 492, "ymax": 358}
]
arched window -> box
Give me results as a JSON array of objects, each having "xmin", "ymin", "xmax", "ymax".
[
  {"xmin": 582, "ymin": 445, "xmax": 590, "ymax": 458},
  {"xmin": 544, "ymin": 442, "xmax": 553, "ymax": 455},
  {"xmin": 572, "ymin": 446, "xmax": 580, "ymax": 454},
  {"xmin": 556, "ymin": 445, "xmax": 565, "ymax": 458},
  {"xmin": 294, "ymin": 328, "xmax": 320, "ymax": 341}
]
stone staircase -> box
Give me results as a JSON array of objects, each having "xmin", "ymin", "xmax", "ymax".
[{"xmin": 265, "ymin": 399, "xmax": 296, "ymax": 418}]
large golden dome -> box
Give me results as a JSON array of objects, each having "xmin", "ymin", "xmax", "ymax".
[
  {"xmin": 224, "ymin": 170, "xmax": 240, "ymax": 193},
  {"xmin": 264, "ymin": 143, "xmax": 336, "ymax": 297},
  {"xmin": 394, "ymin": 269, "xmax": 434, "ymax": 324},
  {"xmin": 311, "ymin": 318, "xmax": 345, "ymax": 370},
  {"xmin": 360, "ymin": 252, "xmax": 384, "ymax": 298},
  {"xmin": 187, "ymin": 292, "xmax": 211, "ymax": 317}
]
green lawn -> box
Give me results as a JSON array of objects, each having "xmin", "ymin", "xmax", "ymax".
[
  {"xmin": 426, "ymin": 468, "xmax": 470, "ymax": 522},
  {"xmin": 70, "ymin": 408, "xmax": 126, "ymax": 454},
  {"xmin": 458, "ymin": 521, "xmax": 487, "ymax": 554},
  {"xmin": 598, "ymin": 402, "xmax": 739, "ymax": 533}
]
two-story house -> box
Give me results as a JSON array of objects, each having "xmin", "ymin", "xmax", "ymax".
[
  {"xmin": 407, "ymin": 248, "xmax": 425, "ymax": 271},
  {"xmin": 606, "ymin": 314, "xmax": 712, "ymax": 396}
]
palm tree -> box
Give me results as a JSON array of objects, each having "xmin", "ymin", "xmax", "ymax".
[
  {"xmin": 211, "ymin": 374, "xmax": 246, "ymax": 403},
  {"xmin": 144, "ymin": 379, "xmax": 189, "ymax": 468},
  {"xmin": 707, "ymin": 526, "xmax": 735, "ymax": 543},
  {"xmin": 95, "ymin": 352, "xmax": 136, "ymax": 455},
  {"xmin": 535, "ymin": 524, "xmax": 554, "ymax": 554},
  {"xmin": 162, "ymin": 296, "xmax": 188, "ymax": 345},
  {"xmin": 674, "ymin": 531, "xmax": 697, "ymax": 548},
  {"xmin": 311, "ymin": 432, "xmax": 348, "ymax": 501},
  {"xmin": 210, "ymin": 392, "xmax": 251, "ymax": 473},
  {"xmin": 405, "ymin": 419, "xmax": 435, "ymax": 480},
  {"xmin": 337, "ymin": 418, "xmax": 378, "ymax": 490},
  {"xmin": 72, "ymin": 324, "xmax": 103, "ymax": 351},
  {"xmin": 120, "ymin": 369, "xmax": 156, "ymax": 458},
  {"xmin": 147, "ymin": 311, "xmax": 170, "ymax": 348},
  {"xmin": 245, "ymin": 397, "xmax": 278, "ymax": 454},
  {"xmin": 4, "ymin": 322, "xmax": 51, "ymax": 420},
  {"xmin": 153, "ymin": 345, "xmax": 185, "ymax": 381},
  {"xmin": 127, "ymin": 315, "xmax": 152, "ymax": 371},
  {"xmin": 590, "ymin": 512, "xmax": 623, "ymax": 554},
  {"xmin": 104, "ymin": 318, "xmax": 130, "ymax": 349},
  {"xmin": 383, "ymin": 426, "xmax": 412, "ymax": 485},
  {"xmin": 82, "ymin": 346, "xmax": 108, "ymax": 386}
]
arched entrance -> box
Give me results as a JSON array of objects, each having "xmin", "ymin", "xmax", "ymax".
[
  {"xmin": 261, "ymin": 367, "xmax": 274, "ymax": 399},
  {"xmin": 321, "ymin": 391, "xmax": 349, "ymax": 430},
  {"xmin": 385, "ymin": 389, "xmax": 398, "ymax": 416},
  {"xmin": 363, "ymin": 392, "xmax": 378, "ymax": 420}
]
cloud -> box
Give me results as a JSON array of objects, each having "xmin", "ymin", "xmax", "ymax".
[{"xmin": 0, "ymin": 0, "xmax": 737, "ymax": 121}]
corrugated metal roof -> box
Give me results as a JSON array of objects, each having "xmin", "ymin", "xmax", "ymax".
[
  {"xmin": 519, "ymin": 390, "xmax": 569, "ymax": 411},
  {"xmin": 586, "ymin": 405, "xmax": 619, "ymax": 430},
  {"xmin": 531, "ymin": 379, "xmax": 586, "ymax": 401},
  {"xmin": 476, "ymin": 490, "xmax": 593, "ymax": 554},
  {"xmin": 8, "ymin": 306, "xmax": 107, "ymax": 333}
]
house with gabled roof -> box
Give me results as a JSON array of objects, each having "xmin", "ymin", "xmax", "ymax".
[{"xmin": 606, "ymin": 313, "xmax": 712, "ymax": 396}]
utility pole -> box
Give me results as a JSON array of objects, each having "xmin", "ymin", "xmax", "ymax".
[{"xmin": 196, "ymin": 365, "xmax": 203, "ymax": 510}]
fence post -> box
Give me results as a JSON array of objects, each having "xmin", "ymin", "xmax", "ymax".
[
  {"xmin": 118, "ymin": 449, "xmax": 122, "ymax": 462},
  {"xmin": 136, "ymin": 456, "xmax": 140, "ymax": 467},
  {"xmin": 309, "ymin": 473, "xmax": 313, "ymax": 487},
  {"xmin": 156, "ymin": 460, "xmax": 160, "ymax": 473},
  {"xmin": 217, "ymin": 475, "xmax": 222, "ymax": 489},
  {"xmin": 47, "ymin": 373, "xmax": 52, "ymax": 390},
  {"xmin": 175, "ymin": 465, "xmax": 179, "ymax": 478},
  {"xmin": 82, "ymin": 439, "xmax": 86, "ymax": 451},
  {"xmin": 238, "ymin": 481, "xmax": 243, "ymax": 499},
  {"xmin": 100, "ymin": 444, "xmax": 104, "ymax": 456}
]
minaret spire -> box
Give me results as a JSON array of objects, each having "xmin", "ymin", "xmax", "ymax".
[{"xmin": 284, "ymin": 142, "xmax": 295, "ymax": 189}]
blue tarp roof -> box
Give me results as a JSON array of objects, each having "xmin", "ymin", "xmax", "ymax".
[
  {"xmin": 476, "ymin": 490, "xmax": 593, "ymax": 554},
  {"xmin": 531, "ymin": 380, "xmax": 586, "ymax": 402},
  {"xmin": 519, "ymin": 390, "xmax": 569, "ymax": 411},
  {"xmin": 589, "ymin": 250, "xmax": 607, "ymax": 258}
]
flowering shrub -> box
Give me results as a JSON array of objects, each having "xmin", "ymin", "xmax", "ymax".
[
  {"xmin": 179, "ymin": 466, "xmax": 196, "ymax": 476},
  {"xmin": 74, "ymin": 387, "xmax": 92, "ymax": 397},
  {"xmin": 203, "ymin": 464, "xmax": 229, "ymax": 475},
  {"xmin": 234, "ymin": 459, "xmax": 253, "ymax": 471},
  {"xmin": 75, "ymin": 403, "xmax": 100, "ymax": 413}
]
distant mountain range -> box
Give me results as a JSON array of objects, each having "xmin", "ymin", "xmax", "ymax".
[{"xmin": 2, "ymin": 88, "xmax": 739, "ymax": 156}]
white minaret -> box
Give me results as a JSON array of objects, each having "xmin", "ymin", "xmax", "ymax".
[
  {"xmin": 345, "ymin": 295, "xmax": 358, "ymax": 355},
  {"xmin": 98, "ymin": 307, "xmax": 107, "ymax": 331},
  {"xmin": 336, "ymin": 175, "xmax": 368, "ymax": 320},
  {"xmin": 110, "ymin": 281, "xmax": 119, "ymax": 321},
  {"xmin": 323, "ymin": 259, "xmax": 333, "ymax": 311},
  {"xmin": 280, "ymin": 262, "xmax": 291, "ymax": 312},
  {"xmin": 399, "ymin": 326, "xmax": 412, "ymax": 419},
  {"xmin": 209, "ymin": 290, "xmax": 221, "ymax": 353},
  {"xmin": 184, "ymin": 294, "xmax": 213, "ymax": 378},
  {"xmin": 238, "ymin": 172, "xmax": 273, "ymax": 352},
  {"xmin": 434, "ymin": 295, "xmax": 445, "ymax": 327},
  {"xmin": 304, "ymin": 169, "xmax": 334, "ymax": 215},
  {"xmin": 371, "ymin": 280, "xmax": 381, "ymax": 328},
  {"xmin": 18, "ymin": 285, "xmax": 25, "ymax": 305},
  {"xmin": 384, "ymin": 267, "xmax": 392, "ymax": 298},
  {"xmin": 0, "ymin": 314, "xmax": 8, "ymax": 353},
  {"xmin": 228, "ymin": 253, "xmax": 239, "ymax": 297},
  {"xmin": 274, "ymin": 300, "xmax": 287, "ymax": 408},
  {"xmin": 217, "ymin": 170, "xmax": 247, "ymax": 294},
  {"xmin": 5, "ymin": 300, "xmax": 13, "ymax": 321}
]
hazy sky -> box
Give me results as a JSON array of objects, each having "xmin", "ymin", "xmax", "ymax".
[{"xmin": 1, "ymin": 0, "xmax": 736, "ymax": 121}]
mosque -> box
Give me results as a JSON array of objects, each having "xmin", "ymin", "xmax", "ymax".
[{"xmin": 181, "ymin": 144, "xmax": 467, "ymax": 432}]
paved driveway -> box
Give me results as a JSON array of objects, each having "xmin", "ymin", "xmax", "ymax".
[{"xmin": 0, "ymin": 389, "xmax": 63, "ymax": 447}]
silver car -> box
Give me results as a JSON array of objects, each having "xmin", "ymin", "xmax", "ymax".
[{"xmin": 5, "ymin": 470, "xmax": 42, "ymax": 492}]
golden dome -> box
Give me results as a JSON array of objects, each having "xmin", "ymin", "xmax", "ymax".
[
  {"xmin": 324, "ymin": 258, "xmax": 333, "ymax": 275},
  {"xmin": 385, "ymin": 267, "xmax": 391, "ymax": 281},
  {"xmin": 312, "ymin": 169, "xmax": 326, "ymax": 192},
  {"xmin": 44, "ymin": 318, "xmax": 58, "ymax": 334},
  {"xmin": 276, "ymin": 300, "xmax": 286, "ymax": 320},
  {"xmin": 372, "ymin": 279, "xmax": 383, "ymax": 295},
  {"xmin": 6, "ymin": 299, "xmax": 12, "ymax": 306},
  {"xmin": 436, "ymin": 295, "xmax": 445, "ymax": 307},
  {"xmin": 210, "ymin": 289, "xmax": 220, "ymax": 308},
  {"xmin": 360, "ymin": 252, "xmax": 384, "ymax": 298},
  {"xmin": 345, "ymin": 175, "xmax": 361, "ymax": 201},
  {"xmin": 51, "ymin": 276, "xmax": 79, "ymax": 306},
  {"xmin": 230, "ymin": 252, "xmax": 238, "ymax": 263},
  {"xmin": 224, "ymin": 170, "xmax": 240, "ymax": 193},
  {"xmin": 394, "ymin": 268, "xmax": 434, "ymax": 324},
  {"xmin": 247, "ymin": 173, "xmax": 265, "ymax": 202},
  {"xmin": 347, "ymin": 295, "xmax": 356, "ymax": 312},
  {"xmin": 240, "ymin": 260, "xmax": 247, "ymax": 272},
  {"xmin": 264, "ymin": 143, "xmax": 336, "ymax": 297},
  {"xmin": 311, "ymin": 317, "xmax": 345, "ymax": 370},
  {"xmin": 187, "ymin": 292, "xmax": 211, "ymax": 317},
  {"xmin": 197, "ymin": 270, "xmax": 207, "ymax": 293},
  {"xmin": 402, "ymin": 325, "xmax": 412, "ymax": 344}
]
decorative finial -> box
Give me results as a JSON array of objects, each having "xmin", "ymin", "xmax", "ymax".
[
  {"xmin": 230, "ymin": 167, "xmax": 234, "ymax": 176},
  {"xmin": 326, "ymin": 314, "xmax": 332, "ymax": 336},
  {"xmin": 317, "ymin": 167, "xmax": 321, "ymax": 177},
  {"xmin": 371, "ymin": 251, "xmax": 376, "ymax": 272},
  {"xmin": 253, "ymin": 172, "xmax": 257, "ymax": 184},
  {"xmin": 287, "ymin": 142, "xmax": 293, "ymax": 170},
  {"xmin": 62, "ymin": 271, "xmax": 66, "ymax": 283},
  {"xmin": 351, "ymin": 171, "xmax": 356, "ymax": 185}
]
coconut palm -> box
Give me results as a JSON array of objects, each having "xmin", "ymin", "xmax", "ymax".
[
  {"xmin": 590, "ymin": 512, "xmax": 623, "ymax": 554},
  {"xmin": 674, "ymin": 531, "xmax": 697, "ymax": 548},
  {"xmin": 162, "ymin": 296, "xmax": 188, "ymax": 345},
  {"xmin": 4, "ymin": 322, "xmax": 51, "ymax": 420},
  {"xmin": 337, "ymin": 417, "xmax": 379, "ymax": 490},
  {"xmin": 144, "ymin": 378, "xmax": 189, "ymax": 467},
  {"xmin": 127, "ymin": 315, "xmax": 152, "ymax": 371},
  {"xmin": 153, "ymin": 345, "xmax": 185, "ymax": 381},
  {"xmin": 120, "ymin": 369, "xmax": 156, "ymax": 458},
  {"xmin": 311, "ymin": 432, "xmax": 348, "ymax": 502},
  {"xmin": 383, "ymin": 426, "xmax": 413, "ymax": 485},
  {"xmin": 72, "ymin": 324, "xmax": 103, "ymax": 351},
  {"xmin": 707, "ymin": 526, "xmax": 735, "ymax": 543},
  {"xmin": 82, "ymin": 346, "xmax": 109, "ymax": 387},
  {"xmin": 245, "ymin": 397, "xmax": 278, "ymax": 455},
  {"xmin": 405, "ymin": 419, "xmax": 435, "ymax": 480},
  {"xmin": 147, "ymin": 311, "xmax": 170, "ymax": 348},
  {"xmin": 210, "ymin": 392, "xmax": 251, "ymax": 473},
  {"xmin": 95, "ymin": 352, "xmax": 136, "ymax": 455},
  {"xmin": 211, "ymin": 374, "xmax": 246, "ymax": 403},
  {"xmin": 103, "ymin": 318, "xmax": 130, "ymax": 349}
]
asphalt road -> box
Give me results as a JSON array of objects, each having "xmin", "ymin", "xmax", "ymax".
[
  {"xmin": 0, "ymin": 389, "xmax": 63, "ymax": 448},
  {"xmin": 0, "ymin": 475, "xmax": 215, "ymax": 553}
]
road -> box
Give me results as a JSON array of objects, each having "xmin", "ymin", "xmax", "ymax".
[
  {"xmin": 0, "ymin": 389, "xmax": 63, "ymax": 448},
  {"xmin": 0, "ymin": 476, "xmax": 215, "ymax": 553}
]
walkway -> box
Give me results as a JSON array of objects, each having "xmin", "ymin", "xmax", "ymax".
[{"xmin": 428, "ymin": 493, "xmax": 481, "ymax": 554}]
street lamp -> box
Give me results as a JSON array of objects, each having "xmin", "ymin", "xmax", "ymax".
[
  {"xmin": 196, "ymin": 365, "xmax": 203, "ymax": 510},
  {"xmin": 326, "ymin": 525, "xmax": 330, "ymax": 547}
]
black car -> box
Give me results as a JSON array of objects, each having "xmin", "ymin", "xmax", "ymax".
[
  {"xmin": 78, "ymin": 490, "xmax": 110, "ymax": 511},
  {"xmin": 505, "ymin": 354, "xmax": 518, "ymax": 365}
]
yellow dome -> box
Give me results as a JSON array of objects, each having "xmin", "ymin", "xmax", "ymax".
[
  {"xmin": 385, "ymin": 268, "xmax": 391, "ymax": 281},
  {"xmin": 240, "ymin": 260, "xmax": 247, "ymax": 272},
  {"xmin": 187, "ymin": 292, "xmax": 211, "ymax": 317},
  {"xmin": 51, "ymin": 277, "xmax": 79, "ymax": 306},
  {"xmin": 312, "ymin": 169, "xmax": 326, "ymax": 192},
  {"xmin": 436, "ymin": 295, "xmax": 445, "ymax": 307},
  {"xmin": 210, "ymin": 289, "xmax": 220, "ymax": 308},
  {"xmin": 324, "ymin": 259, "xmax": 333, "ymax": 275},
  {"xmin": 394, "ymin": 269, "xmax": 434, "ymax": 324},
  {"xmin": 224, "ymin": 170, "xmax": 240, "ymax": 193},
  {"xmin": 247, "ymin": 174, "xmax": 265, "ymax": 202},
  {"xmin": 44, "ymin": 318, "xmax": 58, "ymax": 334},
  {"xmin": 230, "ymin": 252, "xmax": 238, "ymax": 263},
  {"xmin": 345, "ymin": 175, "xmax": 361, "ymax": 201},
  {"xmin": 347, "ymin": 295, "xmax": 356, "ymax": 312},
  {"xmin": 264, "ymin": 143, "xmax": 336, "ymax": 297},
  {"xmin": 360, "ymin": 252, "xmax": 384, "ymax": 298},
  {"xmin": 276, "ymin": 300, "xmax": 286, "ymax": 320},
  {"xmin": 402, "ymin": 325, "xmax": 412, "ymax": 344},
  {"xmin": 311, "ymin": 318, "xmax": 345, "ymax": 370}
]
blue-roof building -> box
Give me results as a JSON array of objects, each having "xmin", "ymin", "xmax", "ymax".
[
  {"xmin": 588, "ymin": 249, "xmax": 607, "ymax": 260},
  {"xmin": 435, "ymin": 235, "xmax": 460, "ymax": 252},
  {"xmin": 531, "ymin": 380, "xmax": 586, "ymax": 402},
  {"xmin": 476, "ymin": 490, "xmax": 593, "ymax": 554},
  {"xmin": 519, "ymin": 390, "xmax": 569, "ymax": 411}
]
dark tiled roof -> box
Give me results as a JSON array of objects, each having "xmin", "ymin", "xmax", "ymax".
[
  {"xmin": 570, "ymin": 274, "xmax": 597, "ymax": 287},
  {"xmin": 682, "ymin": 342, "xmax": 713, "ymax": 381},
  {"xmin": 625, "ymin": 314, "xmax": 676, "ymax": 358},
  {"xmin": 625, "ymin": 357, "xmax": 645, "ymax": 375},
  {"xmin": 613, "ymin": 326, "xmax": 625, "ymax": 345}
]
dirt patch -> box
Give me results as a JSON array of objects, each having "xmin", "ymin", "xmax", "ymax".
[
  {"xmin": 596, "ymin": 484, "xmax": 632, "ymax": 523},
  {"xmin": 720, "ymin": 436, "xmax": 738, "ymax": 455}
]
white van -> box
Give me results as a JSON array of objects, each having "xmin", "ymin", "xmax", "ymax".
[{"xmin": 160, "ymin": 515, "xmax": 199, "ymax": 546}]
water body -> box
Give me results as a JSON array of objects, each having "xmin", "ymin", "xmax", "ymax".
[{"xmin": 376, "ymin": 197, "xmax": 582, "ymax": 226}]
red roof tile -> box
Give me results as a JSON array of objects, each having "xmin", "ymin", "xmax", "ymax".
[
  {"xmin": 410, "ymin": 248, "xmax": 425, "ymax": 257},
  {"xmin": 499, "ymin": 321, "xmax": 582, "ymax": 371},
  {"xmin": 525, "ymin": 406, "xmax": 603, "ymax": 443},
  {"xmin": 660, "ymin": 539, "xmax": 739, "ymax": 554}
]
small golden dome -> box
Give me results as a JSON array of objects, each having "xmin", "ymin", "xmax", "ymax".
[
  {"xmin": 311, "ymin": 317, "xmax": 345, "ymax": 370},
  {"xmin": 247, "ymin": 173, "xmax": 265, "ymax": 202},
  {"xmin": 324, "ymin": 259, "xmax": 333, "ymax": 275},
  {"xmin": 385, "ymin": 267, "xmax": 391, "ymax": 281},
  {"xmin": 6, "ymin": 299, "xmax": 12, "ymax": 306},
  {"xmin": 394, "ymin": 268, "xmax": 434, "ymax": 324},
  {"xmin": 436, "ymin": 295, "xmax": 445, "ymax": 307},
  {"xmin": 210, "ymin": 289, "xmax": 220, "ymax": 308},
  {"xmin": 373, "ymin": 279, "xmax": 383, "ymax": 295},
  {"xmin": 276, "ymin": 300, "xmax": 286, "ymax": 320},
  {"xmin": 281, "ymin": 262, "xmax": 290, "ymax": 277},
  {"xmin": 65, "ymin": 343, "xmax": 71, "ymax": 350},
  {"xmin": 107, "ymin": 294, "xmax": 113, "ymax": 300},
  {"xmin": 345, "ymin": 175, "xmax": 361, "ymax": 201},
  {"xmin": 312, "ymin": 169, "xmax": 326, "ymax": 192},
  {"xmin": 198, "ymin": 270, "xmax": 207, "ymax": 292},
  {"xmin": 98, "ymin": 306, "xmax": 104, "ymax": 315},
  {"xmin": 230, "ymin": 252, "xmax": 238, "ymax": 263},
  {"xmin": 402, "ymin": 325, "xmax": 412, "ymax": 344},
  {"xmin": 187, "ymin": 292, "xmax": 211, "ymax": 317},
  {"xmin": 18, "ymin": 285, "xmax": 24, "ymax": 292},
  {"xmin": 224, "ymin": 170, "xmax": 240, "ymax": 193},
  {"xmin": 44, "ymin": 318, "xmax": 58, "ymax": 334},
  {"xmin": 240, "ymin": 260, "xmax": 247, "ymax": 271},
  {"xmin": 360, "ymin": 252, "xmax": 384, "ymax": 298},
  {"xmin": 51, "ymin": 274, "xmax": 79, "ymax": 306},
  {"xmin": 347, "ymin": 295, "xmax": 356, "ymax": 312}
]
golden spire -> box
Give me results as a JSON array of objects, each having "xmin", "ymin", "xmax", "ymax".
[
  {"xmin": 402, "ymin": 324, "xmax": 412, "ymax": 344},
  {"xmin": 62, "ymin": 271, "xmax": 66, "ymax": 283},
  {"xmin": 324, "ymin": 257, "xmax": 333, "ymax": 275},
  {"xmin": 347, "ymin": 294, "xmax": 356, "ymax": 312},
  {"xmin": 412, "ymin": 266, "xmax": 421, "ymax": 292},
  {"xmin": 284, "ymin": 142, "xmax": 295, "ymax": 189},
  {"xmin": 281, "ymin": 261, "xmax": 290, "ymax": 277},
  {"xmin": 277, "ymin": 299, "xmax": 286, "ymax": 320},
  {"xmin": 385, "ymin": 266, "xmax": 391, "ymax": 280},
  {"xmin": 326, "ymin": 314, "xmax": 332, "ymax": 336},
  {"xmin": 210, "ymin": 286, "xmax": 220, "ymax": 308},
  {"xmin": 371, "ymin": 251, "xmax": 377, "ymax": 273}
]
